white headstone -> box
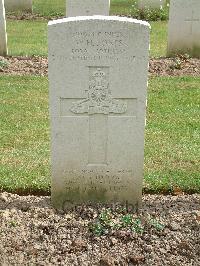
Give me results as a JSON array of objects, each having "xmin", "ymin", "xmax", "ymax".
[
  {"xmin": 138, "ymin": 0, "xmax": 165, "ymax": 9},
  {"xmin": 4, "ymin": 0, "xmax": 32, "ymax": 12},
  {"xmin": 167, "ymin": 0, "xmax": 200, "ymax": 58},
  {"xmin": 0, "ymin": 0, "xmax": 7, "ymax": 56},
  {"xmin": 66, "ymin": 0, "xmax": 110, "ymax": 17},
  {"xmin": 48, "ymin": 16, "xmax": 150, "ymax": 209}
]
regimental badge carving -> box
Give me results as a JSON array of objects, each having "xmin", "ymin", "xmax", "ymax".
[{"xmin": 70, "ymin": 68, "xmax": 127, "ymax": 115}]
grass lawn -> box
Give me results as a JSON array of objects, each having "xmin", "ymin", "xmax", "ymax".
[
  {"xmin": 33, "ymin": 0, "xmax": 66, "ymax": 17},
  {"xmin": 0, "ymin": 76, "xmax": 50, "ymax": 194},
  {"xmin": 0, "ymin": 76, "xmax": 199, "ymax": 195},
  {"xmin": 150, "ymin": 21, "xmax": 167, "ymax": 57},
  {"xmin": 7, "ymin": 19, "xmax": 167, "ymax": 57},
  {"xmin": 7, "ymin": 20, "xmax": 47, "ymax": 56}
]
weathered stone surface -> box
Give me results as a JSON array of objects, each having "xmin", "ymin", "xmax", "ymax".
[
  {"xmin": 4, "ymin": 0, "xmax": 32, "ymax": 12},
  {"xmin": 48, "ymin": 16, "xmax": 150, "ymax": 209},
  {"xmin": 66, "ymin": 0, "xmax": 110, "ymax": 16},
  {"xmin": 138, "ymin": 0, "xmax": 165, "ymax": 9},
  {"xmin": 0, "ymin": 0, "xmax": 7, "ymax": 56},
  {"xmin": 167, "ymin": 0, "xmax": 200, "ymax": 58}
]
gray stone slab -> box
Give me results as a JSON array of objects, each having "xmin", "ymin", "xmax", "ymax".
[
  {"xmin": 0, "ymin": 0, "xmax": 7, "ymax": 56},
  {"xmin": 4, "ymin": 0, "xmax": 32, "ymax": 12},
  {"xmin": 66, "ymin": 0, "xmax": 110, "ymax": 16},
  {"xmin": 48, "ymin": 16, "xmax": 150, "ymax": 209},
  {"xmin": 167, "ymin": 0, "xmax": 200, "ymax": 58}
]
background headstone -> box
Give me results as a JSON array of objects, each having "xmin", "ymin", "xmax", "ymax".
[
  {"xmin": 138, "ymin": 0, "xmax": 165, "ymax": 9},
  {"xmin": 0, "ymin": 0, "xmax": 7, "ymax": 56},
  {"xmin": 48, "ymin": 16, "xmax": 150, "ymax": 209},
  {"xmin": 167, "ymin": 0, "xmax": 200, "ymax": 58},
  {"xmin": 4, "ymin": 0, "xmax": 32, "ymax": 12},
  {"xmin": 66, "ymin": 0, "xmax": 110, "ymax": 16}
]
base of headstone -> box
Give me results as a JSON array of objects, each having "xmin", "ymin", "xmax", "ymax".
[{"xmin": 51, "ymin": 186, "xmax": 142, "ymax": 211}]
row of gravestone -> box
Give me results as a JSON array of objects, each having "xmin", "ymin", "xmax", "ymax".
[
  {"xmin": 66, "ymin": 0, "xmax": 166, "ymax": 16},
  {"xmin": 1, "ymin": 0, "xmax": 200, "ymax": 57},
  {"xmin": 0, "ymin": 0, "xmax": 200, "ymax": 210},
  {"xmin": 3, "ymin": 0, "xmax": 166, "ymax": 13}
]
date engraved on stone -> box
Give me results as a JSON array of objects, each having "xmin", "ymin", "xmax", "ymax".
[{"xmin": 70, "ymin": 68, "xmax": 127, "ymax": 115}]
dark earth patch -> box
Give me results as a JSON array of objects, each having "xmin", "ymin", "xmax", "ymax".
[
  {"xmin": 0, "ymin": 192, "xmax": 199, "ymax": 265},
  {"xmin": 0, "ymin": 56, "xmax": 199, "ymax": 77}
]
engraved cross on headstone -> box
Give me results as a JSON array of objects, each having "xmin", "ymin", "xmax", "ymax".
[
  {"xmin": 185, "ymin": 10, "xmax": 200, "ymax": 36},
  {"xmin": 70, "ymin": 67, "xmax": 127, "ymax": 165},
  {"xmin": 60, "ymin": 67, "xmax": 137, "ymax": 166}
]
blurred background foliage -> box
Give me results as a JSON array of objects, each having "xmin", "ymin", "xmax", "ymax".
[{"xmin": 6, "ymin": 0, "xmax": 170, "ymax": 21}]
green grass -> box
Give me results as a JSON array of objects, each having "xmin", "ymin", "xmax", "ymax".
[
  {"xmin": 0, "ymin": 76, "xmax": 50, "ymax": 194},
  {"xmin": 7, "ymin": 20, "xmax": 47, "ymax": 56},
  {"xmin": 33, "ymin": 0, "xmax": 66, "ymax": 17},
  {"xmin": 0, "ymin": 76, "xmax": 199, "ymax": 195},
  {"xmin": 7, "ymin": 19, "xmax": 167, "ymax": 57},
  {"xmin": 111, "ymin": 0, "xmax": 136, "ymax": 16},
  {"xmin": 150, "ymin": 21, "xmax": 167, "ymax": 57},
  {"xmin": 145, "ymin": 77, "xmax": 200, "ymax": 193}
]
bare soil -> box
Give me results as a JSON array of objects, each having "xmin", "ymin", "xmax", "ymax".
[
  {"xmin": 149, "ymin": 57, "xmax": 200, "ymax": 77},
  {"xmin": 6, "ymin": 13, "xmax": 56, "ymax": 21},
  {"xmin": 0, "ymin": 56, "xmax": 48, "ymax": 76},
  {"xmin": 0, "ymin": 192, "xmax": 199, "ymax": 265},
  {"xmin": 0, "ymin": 56, "xmax": 199, "ymax": 77}
]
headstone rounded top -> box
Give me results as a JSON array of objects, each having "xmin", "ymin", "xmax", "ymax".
[{"xmin": 48, "ymin": 15, "xmax": 150, "ymax": 29}]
